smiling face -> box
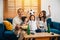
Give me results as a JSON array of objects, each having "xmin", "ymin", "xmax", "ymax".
[
  {"xmin": 31, "ymin": 16, "xmax": 34, "ymax": 20},
  {"xmin": 39, "ymin": 12, "xmax": 44, "ymax": 17},
  {"xmin": 25, "ymin": 18, "xmax": 28, "ymax": 22},
  {"xmin": 18, "ymin": 8, "xmax": 24, "ymax": 18},
  {"xmin": 30, "ymin": 15, "xmax": 35, "ymax": 21},
  {"xmin": 24, "ymin": 18, "xmax": 28, "ymax": 25},
  {"xmin": 39, "ymin": 10, "xmax": 46, "ymax": 18}
]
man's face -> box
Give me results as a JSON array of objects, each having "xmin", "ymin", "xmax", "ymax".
[{"xmin": 18, "ymin": 9, "xmax": 24, "ymax": 17}]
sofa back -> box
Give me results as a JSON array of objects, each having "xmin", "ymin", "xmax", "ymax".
[
  {"xmin": 47, "ymin": 18, "xmax": 60, "ymax": 30},
  {"xmin": 5, "ymin": 18, "xmax": 60, "ymax": 30},
  {"xmin": 52, "ymin": 22, "xmax": 60, "ymax": 30},
  {"xmin": 6, "ymin": 18, "xmax": 13, "ymax": 24},
  {"xmin": 47, "ymin": 18, "xmax": 53, "ymax": 28},
  {"xmin": 6, "ymin": 18, "xmax": 52, "ymax": 28}
]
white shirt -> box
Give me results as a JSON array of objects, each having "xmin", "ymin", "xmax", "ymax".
[
  {"xmin": 29, "ymin": 20, "xmax": 37, "ymax": 31},
  {"xmin": 13, "ymin": 16, "xmax": 22, "ymax": 29},
  {"xmin": 38, "ymin": 21, "xmax": 47, "ymax": 30},
  {"xmin": 39, "ymin": 21, "xmax": 44, "ymax": 27}
]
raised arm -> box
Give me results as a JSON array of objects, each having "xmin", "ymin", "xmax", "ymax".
[{"xmin": 47, "ymin": 5, "xmax": 51, "ymax": 18}]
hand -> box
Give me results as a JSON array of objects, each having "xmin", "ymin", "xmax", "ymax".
[
  {"xmin": 48, "ymin": 5, "xmax": 51, "ymax": 17},
  {"xmin": 15, "ymin": 24, "xmax": 20, "ymax": 30},
  {"xmin": 48, "ymin": 5, "xmax": 51, "ymax": 10}
]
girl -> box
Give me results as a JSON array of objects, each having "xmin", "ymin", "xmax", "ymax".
[
  {"xmin": 38, "ymin": 5, "xmax": 51, "ymax": 32},
  {"xmin": 29, "ymin": 15, "xmax": 38, "ymax": 34}
]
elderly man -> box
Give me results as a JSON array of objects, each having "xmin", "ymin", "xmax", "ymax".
[{"xmin": 13, "ymin": 8, "xmax": 26, "ymax": 40}]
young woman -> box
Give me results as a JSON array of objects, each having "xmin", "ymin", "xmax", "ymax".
[{"xmin": 38, "ymin": 5, "xmax": 51, "ymax": 32}]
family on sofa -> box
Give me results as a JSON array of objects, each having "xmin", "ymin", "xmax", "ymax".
[
  {"xmin": 0, "ymin": 5, "xmax": 59, "ymax": 40},
  {"xmin": 11, "ymin": 5, "xmax": 51, "ymax": 40}
]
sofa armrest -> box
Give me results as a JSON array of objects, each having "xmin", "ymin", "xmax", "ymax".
[
  {"xmin": 52, "ymin": 22, "xmax": 60, "ymax": 30},
  {"xmin": 47, "ymin": 18, "xmax": 53, "ymax": 28},
  {"xmin": 0, "ymin": 22, "xmax": 4, "ymax": 39}
]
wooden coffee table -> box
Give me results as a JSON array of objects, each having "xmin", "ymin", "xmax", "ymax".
[{"xmin": 23, "ymin": 32, "xmax": 60, "ymax": 40}]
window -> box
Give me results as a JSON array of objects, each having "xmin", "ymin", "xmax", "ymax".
[{"xmin": 4, "ymin": 0, "xmax": 41, "ymax": 19}]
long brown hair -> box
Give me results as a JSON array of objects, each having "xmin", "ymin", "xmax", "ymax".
[{"xmin": 39, "ymin": 10, "xmax": 46, "ymax": 22}]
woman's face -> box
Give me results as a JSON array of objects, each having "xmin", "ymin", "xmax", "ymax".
[
  {"xmin": 31, "ymin": 16, "xmax": 35, "ymax": 20},
  {"xmin": 39, "ymin": 12, "xmax": 44, "ymax": 17}
]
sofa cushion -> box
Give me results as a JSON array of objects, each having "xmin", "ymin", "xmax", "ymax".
[
  {"xmin": 3, "ymin": 21, "xmax": 13, "ymax": 30},
  {"xmin": 52, "ymin": 22, "xmax": 60, "ymax": 30},
  {"xmin": 4, "ymin": 31, "xmax": 17, "ymax": 40},
  {"xmin": 50, "ymin": 28, "xmax": 60, "ymax": 34},
  {"xmin": 4, "ymin": 31, "xmax": 14, "ymax": 35}
]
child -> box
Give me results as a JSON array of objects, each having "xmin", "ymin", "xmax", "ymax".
[
  {"xmin": 21, "ymin": 17, "xmax": 28, "ymax": 31},
  {"xmin": 29, "ymin": 15, "xmax": 38, "ymax": 34},
  {"xmin": 14, "ymin": 24, "xmax": 21, "ymax": 37}
]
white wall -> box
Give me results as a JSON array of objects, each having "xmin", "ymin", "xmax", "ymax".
[
  {"xmin": 0, "ymin": 0, "xmax": 3, "ymax": 22},
  {"xmin": 41, "ymin": 0, "xmax": 60, "ymax": 22}
]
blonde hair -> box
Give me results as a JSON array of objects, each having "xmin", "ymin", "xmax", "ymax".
[{"xmin": 17, "ymin": 8, "xmax": 24, "ymax": 13}]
